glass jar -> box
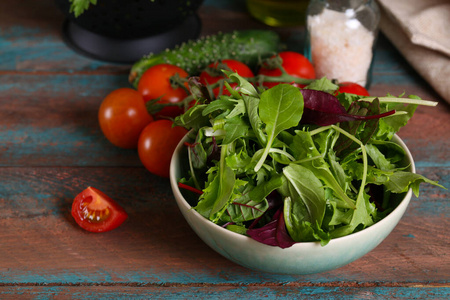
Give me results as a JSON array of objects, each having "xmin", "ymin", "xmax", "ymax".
[
  {"xmin": 246, "ymin": 0, "xmax": 310, "ymax": 27},
  {"xmin": 305, "ymin": 0, "xmax": 380, "ymax": 87}
]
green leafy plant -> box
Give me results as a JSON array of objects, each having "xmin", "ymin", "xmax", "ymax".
[
  {"xmin": 69, "ymin": 0, "xmax": 97, "ymax": 17},
  {"xmin": 69, "ymin": 0, "xmax": 156, "ymax": 17}
]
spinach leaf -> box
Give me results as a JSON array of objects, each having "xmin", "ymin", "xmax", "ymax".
[
  {"xmin": 243, "ymin": 94, "xmax": 267, "ymax": 145},
  {"xmin": 283, "ymin": 196, "xmax": 330, "ymax": 245},
  {"xmin": 282, "ymin": 164, "xmax": 327, "ymax": 225},
  {"xmin": 255, "ymin": 84, "xmax": 304, "ymax": 171},
  {"xmin": 248, "ymin": 174, "xmax": 284, "ymax": 202},
  {"xmin": 221, "ymin": 193, "xmax": 269, "ymax": 223}
]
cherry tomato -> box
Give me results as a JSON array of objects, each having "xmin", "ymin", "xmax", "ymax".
[
  {"xmin": 138, "ymin": 119, "xmax": 188, "ymax": 178},
  {"xmin": 337, "ymin": 82, "xmax": 370, "ymax": 96},
  {"xmin": 98, "ymin": 88, "xmax": 153, "ymax": 149},
  {"xmin": 71, "ymin": 187, "xmax": 128, "ymax": 233},
  {"xmin": 258, "ymin": 51, "xmax": 315, "ymax": 88},
  {"xmin": 200, "ymin": 59, "xmax": 254, "ymax": 97},
  {"xmin": 137, "ymin": 64, "xmax": 189, "ymax": 119}
]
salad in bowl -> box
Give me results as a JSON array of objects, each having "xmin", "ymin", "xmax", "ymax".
[{"xmin": 172, "ymin": 73, "xmax": 443, "ymax": 249}]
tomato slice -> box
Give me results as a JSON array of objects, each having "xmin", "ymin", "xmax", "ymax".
[{"xmin": 71, "ymin": 187, "xmax": 128, "ymax": 233}]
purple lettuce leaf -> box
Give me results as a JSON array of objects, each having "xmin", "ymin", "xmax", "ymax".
[
  {"xmin": 246, "ymin": 208, "xmax": 295, "ymax": 249},
  {"xmin": 300, "ymin": 89, "xmax": 395, "ymax": 126}
]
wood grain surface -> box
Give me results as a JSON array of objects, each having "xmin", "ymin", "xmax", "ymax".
[{"xmin": 1, "ymin": 0, "xmax": 449, "ymax": 299}]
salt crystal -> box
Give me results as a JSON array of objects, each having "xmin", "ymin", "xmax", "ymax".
[{"xmin": 307, "ymin": 8, "xmax": 375, "ymax": 86}]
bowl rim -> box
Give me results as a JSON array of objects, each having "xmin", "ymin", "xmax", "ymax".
[{"xmin": 169, "ymin": 133, "xmax": 415, "ymax": 250}]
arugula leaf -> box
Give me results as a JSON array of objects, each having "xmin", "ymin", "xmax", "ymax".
[
  {"xmin": 330, "ymin": 190, "xmax": 375, "ymax": 238},
  {"xmin": 323, "ymin": 198, "xmax": 353, "ymax": 227},
  {"xmin": 374, "ymin": 102, "xmax": 418, "ymax": 140},
  {"xmin": 255, "ymin": 84, "xmax": 304, "ymax": 171},
  {"xmin": 195, "ymin": 167, "xmax": 220, "ymax": 219},
  {"xmin": 383, "ymin": 171, "xmax": 445, "ymax": 197},
  {"xmin": 223, "ymin": 71, "xmax": 259, "ymax": 97},
  {"xmin": 226, "ymin": 99, "xmax": 246, "ymax": 119},
  {"xmin": 291, "ymin": 130, "xmax": 355, "ymax": 209},
  {"xmin": 225, "ymin": 143, "xmax": 253, "ymax": 174},
  {"xmin": 202, "ymin": 98, "xmax": 235, "ymax": 116},
  {"xmin": 304, "ymin": 77, "xmax": 339, "ymax": 93},
  {"xmin": 173, "ymin": 104, "xmax": 209, "ymax": 131},
  {"xmin": 365, "ymin": 143, "xmax": 397, "ymax": 171},
  {"xmin": 209, "ymin": 144, "xmax": 237, "ymax": 219},
  {"xmin": 223, "ymin": 116, "xmax": 249, "ymax": 145}
]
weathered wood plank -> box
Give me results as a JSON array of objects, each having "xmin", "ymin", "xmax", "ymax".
[
  {"xmin": 0, "ymin": 0, "xmax": 129, "ymax": 72},
  {"xmin": 0, "ymin": 285, "xmax": 449, "ymax": 300},
  {"xmin": 1, "ymin": 0, "xmax": 448, "ymax": 296},
  {"xmin": 0, "ymin": 167, "xmax": 448, "ymax": 284}
]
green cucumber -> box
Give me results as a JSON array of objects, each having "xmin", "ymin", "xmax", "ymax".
[{"xmin": 128, "ymin": 30, "xmax": 281, "ymax": 87}]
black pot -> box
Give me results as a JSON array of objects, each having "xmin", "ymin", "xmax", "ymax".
[{"xmin": 55, "ymin": 0, "xmax": 204, "ymax": 63}]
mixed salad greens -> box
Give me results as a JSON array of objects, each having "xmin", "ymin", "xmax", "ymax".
[{"xmin": 174, "ymin": 73, "xmax": 444, "ymax": 248}]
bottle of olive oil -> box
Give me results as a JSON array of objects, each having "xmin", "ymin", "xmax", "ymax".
[{"xmin": 246, "ymin": 0, "xmax": 309, "ymax": 27}]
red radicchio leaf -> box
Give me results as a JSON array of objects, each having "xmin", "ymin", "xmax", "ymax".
[
  {"xmin": 300, "ymin": 89, "xmax": 395, "ymax": 126},
  {"xmin": 246, "ymin": 208, "xmax": 295, "ymax": 249},
  {"xmin": 335, "ymin": 97, "xmax": 383, "ymax": 158}
]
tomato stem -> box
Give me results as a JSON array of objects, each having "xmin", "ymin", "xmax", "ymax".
[{"xmin": 146, "ymin": 72, "xmax": 315, "ymax": 116}]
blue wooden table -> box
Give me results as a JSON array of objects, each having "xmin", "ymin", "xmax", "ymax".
[{"xmin": 1, "ymin": 1, "xmax": 449, "ymax": 298}]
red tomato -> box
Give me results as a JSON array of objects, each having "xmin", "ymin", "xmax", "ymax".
[
  {"xmin": 137, "ymin": 64, "xmax": 189, "ymax": 119},
  {"xmin": 138, "ymin": 119, "xmax": 188, "ymax": 178},
  {"xmin": 98, "ymin": 88, "xmax": 153, "ymax": 149},
  {"xmin": 258, "ymin": 51, "xmax": 315, "ymax": 88},
  {"xmin": 337, "ymin": 82, "xmax": 370, "ymax": 96},
  {"xmin": 71, "ymin": 187, "xmax": 128, "ymax": 233},
  {"xmin": 200, "ymin": 59, "xmax": 254, "ymax": 97}
]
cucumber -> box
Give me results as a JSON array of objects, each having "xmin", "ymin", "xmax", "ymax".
[{"xmin": 128, "ymin": 30, "xmax": 281, "ymax": 87}]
